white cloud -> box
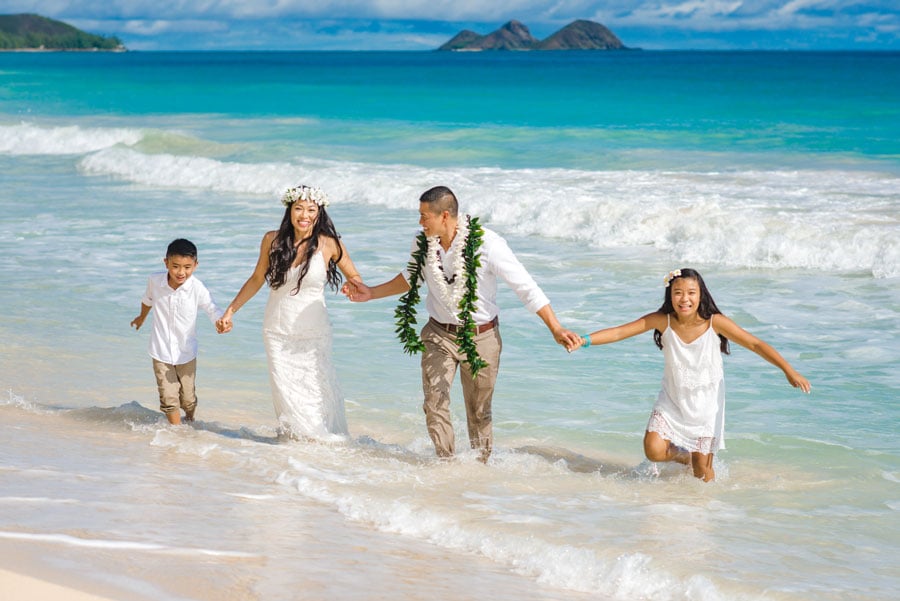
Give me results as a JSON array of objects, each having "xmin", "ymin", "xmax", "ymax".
[
  {"xmin": 69, "ymin": 18, "xmax": 229, "ymax": 36},
  {"xmin": 581, "ymin": 0, "xmax": 899, "ymax": 33},
  {"xmin": 121, "ymin": 19, "xmax": 229, "ymax": 35},
  {"xmin": 8, "ymin": 0, "xmax": 898, "ymax": 27}
]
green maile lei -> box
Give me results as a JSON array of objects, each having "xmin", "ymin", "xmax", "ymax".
[{"xmin": 394, "ymin": 215, "xmax": 488, "ymax": 377}]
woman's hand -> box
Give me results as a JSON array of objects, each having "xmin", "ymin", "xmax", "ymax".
[
  {"xmin": 342, "ymin": 280, "xmax": 372, "ymax": 302},
  {"xmin": 216, "ymin": 309, "xmax": 234, "ymax": 334}
]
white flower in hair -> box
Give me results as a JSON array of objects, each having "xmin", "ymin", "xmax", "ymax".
[
  {"xmin": 281, "ymin": 185, "xmax": 329, "ymax": 208},
  {"xmin": 663, "ymin": 269, "xmax": 682, "ymax": 287}
]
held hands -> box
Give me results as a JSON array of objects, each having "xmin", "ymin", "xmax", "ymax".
[
  {"xmin": 553, "ymin": 327, "xmax": 583, "ymax": 353},
  {"xmin": 568, "ymin": 334, "xmax": 591, "ymax": 353},
  {"xmin": 342, "ymin": 279, "xmax": 372, "ymax": 302},
  {"xmin": 216, "ymin": 310, "xmax": 234, "ymax": 334},
  {"xmin": 130, "ymin": 315, "xmax": 145, "ymax": 330}
]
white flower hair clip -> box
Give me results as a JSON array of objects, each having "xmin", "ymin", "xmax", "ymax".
[
  {"xmin": 663, "ymin": 269, "xmax": 682, "ymax": 287},
  {"xmin": 281, "ymin": 185, "xmax": 329, "ymax": 208}
]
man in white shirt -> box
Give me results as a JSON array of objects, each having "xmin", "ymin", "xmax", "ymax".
[
  {"xmin": 345, "ymin": 186, "xmax": 580, "ymax": 462},
  {"xmin": 131, "ymin": 239, "xmax": 223, "ymax": 425}
]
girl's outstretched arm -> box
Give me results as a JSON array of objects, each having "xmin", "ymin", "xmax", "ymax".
[
  {"xmin": 581, "ymin": 312, "xmax": 668, "ymax": 348},
  {"xmin": 712, "ymin": 315, "xmax": 811, "ymax": 393}
]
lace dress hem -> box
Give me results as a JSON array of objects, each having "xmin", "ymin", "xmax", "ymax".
[{"xmin": 647, "ymin": 410, "xmax": 717, "ymax": 455}]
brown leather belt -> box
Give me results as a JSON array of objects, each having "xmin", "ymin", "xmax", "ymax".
[{"xmin": 429, "ymin": 316, "xmax": 498, "ymax": 335}]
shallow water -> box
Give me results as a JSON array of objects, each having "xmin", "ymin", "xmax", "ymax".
[{"xmin": 1, "ymin": 51, "xmax": 898, "ymax": 600}]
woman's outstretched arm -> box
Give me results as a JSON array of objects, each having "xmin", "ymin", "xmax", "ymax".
[{"xmin": 217, "ymin": 231, "xmax": 274, "ymax": 332}]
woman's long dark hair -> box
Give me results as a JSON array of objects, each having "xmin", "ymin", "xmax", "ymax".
[
  {"xmin": 653, "ymin": 268, "xmax": 730, "ymax": 354},
  {"xmin": 266, "ymin": 202, "xmax": 343, "ymax": 294}
]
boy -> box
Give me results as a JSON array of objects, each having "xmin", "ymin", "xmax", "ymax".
[{"xmin": 131, "ymin": 239, "xmax": 223, "ymax": 425}]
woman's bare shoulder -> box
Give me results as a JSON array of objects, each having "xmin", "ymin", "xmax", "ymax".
[{"xmin": 319, "ymin": 234, "xmax": 341, "ymax": 256}]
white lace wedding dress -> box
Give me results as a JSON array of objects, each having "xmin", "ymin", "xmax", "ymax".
[{"xmin": 262, "ymin": 251, "xmax": 349, "ymax": 441}]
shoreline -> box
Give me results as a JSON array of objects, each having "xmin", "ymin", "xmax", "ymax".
[
  {"xmin": 0, "ymin": 538, "xmax": 148, "ymax": 601},
  {"xmin": 0, "ymin": 568, "xmax": 122, "ymax": 601}
]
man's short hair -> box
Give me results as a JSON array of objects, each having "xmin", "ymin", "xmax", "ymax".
[{"xmin": 419, "ymin": 186, "xmax": 458, "ymax": 218}]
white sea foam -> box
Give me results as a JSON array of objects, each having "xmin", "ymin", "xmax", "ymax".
[
  {"xmin": 137, "ymin": 427, "xmax": 727, "ymax": 599},
  {"xmin": 225, "ymin": 492, "xmax": 279, "ymax": 500},
  {"xmin": 261, "ymin": 452, "xmax": 731, "ymax": 600},
  {"xmin": 0, "ymin": 496, "xmax": 78, "ymax": 504},
  {"xmin": 150, "ymin": 428, "xmax": 221, "ymax": 457},
  {"xmin": 287, "ymin": 475, "xmax": 731, "ymax": 600},
  {"xmin": 80, "ymin": 146, "xmax": 297, "ymax": 195},
  {"xmin": 0, "ymin": 531, "xmax": 256, "ymax": 558},
  {"xmin": 0, "ymin": 122, "xmax": 143, "ymax": 155},
  {"xmin": 76, "ymin": 145, "xmax": 900, "ymax": 277},
  {"xmin": 1, "ymin": 389, "xmax": 55, "ymax": 415}
]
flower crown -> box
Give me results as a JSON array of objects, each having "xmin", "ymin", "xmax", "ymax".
[
  {"xmin": 281, "ymin": 185, "xmax": 329, "ymax": 208},
  {"xmin": 663, "ymin": 269, "xmax": 682, "ymax": 287}
]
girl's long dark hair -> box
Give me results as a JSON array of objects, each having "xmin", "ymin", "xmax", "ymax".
[
  {"xmin": 266, "ymin": 203, "xmax": 343, "ymax": 294},
  {"xmin": 653, "ymin": 268, "xmax": 730, "ymax": 354}
]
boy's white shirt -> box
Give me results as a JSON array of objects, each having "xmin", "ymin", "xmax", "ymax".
[{"xmin": 141, "ymin": 272, "xmax": 223, "ymax": 365}]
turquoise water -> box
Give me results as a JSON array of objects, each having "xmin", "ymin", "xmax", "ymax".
[
  {"xmin": 4, "ymin": 51, "xmax": 900, "ymax": 167},
  {"xmin": 1, "ymin": 51, "xmax": 898, "ymax": 601}
]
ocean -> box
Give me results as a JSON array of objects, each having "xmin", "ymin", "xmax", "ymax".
[{"xmin": 0, "ymin": 50, "xmax": 897, "ymax": 601}]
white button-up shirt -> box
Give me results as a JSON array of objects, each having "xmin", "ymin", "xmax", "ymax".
[
  {"xmin": 141, "ymin": 272, "xmax": 222, "ymax": 365},
  {"xmin": 402, "ymin": 227, "xmax": 550, "ymax": 325}
]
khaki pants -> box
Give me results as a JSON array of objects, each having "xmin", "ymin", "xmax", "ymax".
[
  {"xmin": 152, "ymin": 358, "xmax": 197, "ymax": 417},
  {"xmin": 420, "ymin": 320, "xmax": 502, "ymax": 461}
]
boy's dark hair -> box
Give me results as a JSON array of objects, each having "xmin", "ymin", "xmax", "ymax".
[
  {"xmin": 166, "ymin": 238, "xmax": 198, "ymax": 259},
  {"xmin": 654, "ymin": 267, "xmax": 730, "ymax": 354}
]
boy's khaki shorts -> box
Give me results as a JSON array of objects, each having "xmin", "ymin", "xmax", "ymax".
[{"xmin": 152, "ymin": 358, "xmax": 197, "ymax": 415}]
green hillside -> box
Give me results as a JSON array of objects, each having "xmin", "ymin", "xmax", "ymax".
[{"xmin": 0, "ymin": 13, "xmax": 123, "ymax": 50}]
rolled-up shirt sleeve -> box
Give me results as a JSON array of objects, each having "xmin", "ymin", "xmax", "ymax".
[
  {"xmin": 197, "ymin": 282, "xmax": 224, "ymax": 324},
  {"xmin": 141, "ymin": 277, "xmax": 154, "ymax": 307},
  {"xmin": 483, "ymin": 231, "xmax": 550, "ymax": 314}
]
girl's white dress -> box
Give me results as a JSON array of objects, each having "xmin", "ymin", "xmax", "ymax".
[
  {"xmin": 262, "ymin": 251, "xmax": 349, "ymax": 440},
  {"xmin": 647, "ymin": 315, "xmax": 725, "ymax": 455}
]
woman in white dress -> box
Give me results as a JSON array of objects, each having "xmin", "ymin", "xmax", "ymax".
[
  {"xmin": 218, "ymin": 186, "xmax": 362, "ymax": 440},
  {"xmin": 577, "ymin": 268, "xmax": 810, "ymax": 481}
]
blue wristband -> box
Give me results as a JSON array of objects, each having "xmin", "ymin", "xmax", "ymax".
[{"xmin": 582, "ymin": 334, "xmax": 591, "ymax": 348}]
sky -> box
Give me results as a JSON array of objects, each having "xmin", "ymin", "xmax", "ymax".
[{"xmin": 5, "ymin": 1, "xmax": 900, "ymax": 50}]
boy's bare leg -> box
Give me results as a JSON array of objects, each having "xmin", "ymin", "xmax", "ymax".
[{"xmin": 166, "ymin": 411, "xmax": 182, "ymax": 425}]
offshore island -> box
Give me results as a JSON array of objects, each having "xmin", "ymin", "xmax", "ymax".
[
  {"xmin": 2, "ymin": 13, "xmax": 626, "ymax": 53},
  {"xmin": 0, "ymin": 13, "xmax": 124, "ymax": 51},
  {"xmin": 438, "ymin": 19, "xmax": 631, "ymax": 51}
]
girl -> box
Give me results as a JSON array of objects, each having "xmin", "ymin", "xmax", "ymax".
[{"xmin": 579, "ymin": 268, "xmax": 810, "ymax": 481}]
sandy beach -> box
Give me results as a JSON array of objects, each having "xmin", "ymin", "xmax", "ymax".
[{"xmin": 0, "ymin": 568, "xmax": 122, "ymax": 601}]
